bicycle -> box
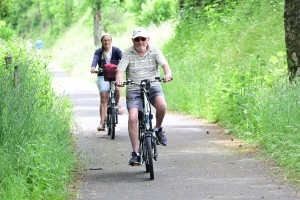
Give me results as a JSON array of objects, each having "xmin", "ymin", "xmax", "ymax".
[
  {"xmin": 105, "ymin": 80, "xmax": 119, "ymax": 139},
  {"xmin": 122, "ymin": 77, "xmax": 168, "ymax": 180},
  {"xmin": 92, "ymin": 70, "xmax": 119, "ymax": 139}
]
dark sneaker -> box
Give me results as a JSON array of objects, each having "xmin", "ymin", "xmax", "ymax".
[
  {"xmin": 155, "ymin": 127, "xmax": 168, "ymax": 146},
  {"xmin": 129, "ymin": 152, "xmax": 140, "ymax": 165}
]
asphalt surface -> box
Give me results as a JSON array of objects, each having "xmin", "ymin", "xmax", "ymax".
[{"xmin": 51, "ymin": 66, "xmax": 300, "ymax": 200}]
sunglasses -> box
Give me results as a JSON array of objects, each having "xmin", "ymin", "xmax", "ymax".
[{"xmin": 134, "ymin": 37, "xmax": 147, "ymax": 42}]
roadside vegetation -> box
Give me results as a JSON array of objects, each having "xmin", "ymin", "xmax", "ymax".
[
  {"xmin": 0, "ymin": 0, "xmax": 176, "ymax": 199},
  {"xmin": 0, "ymin": 39, "xmax": 77, "ymax": 199},
  {"xmin": 163, "ymin": 0, "xmax": 300, "ymax": 184},
  {"xmin": 0, "ymin": 0, "xmax": 299, "ymax": 198}
]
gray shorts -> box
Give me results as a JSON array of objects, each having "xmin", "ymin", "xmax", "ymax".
[
  {"xmin": 97, "ymin": 76, "xmax": 110, "ymax": 93},
  {"xmin": 126, "ymin": 86, "xmax": 165, "ymax": 111}
]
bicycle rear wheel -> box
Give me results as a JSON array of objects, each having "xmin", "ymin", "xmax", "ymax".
[
  {"xmin": 145, "ymin": 136, "xmax": 154, "ymax": 180},
  {"xmin": 110, "ymin": 108, "xmax": 116, "ymax": 139}
]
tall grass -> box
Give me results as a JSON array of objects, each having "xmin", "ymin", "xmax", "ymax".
[
  {"xmin": 0, "ymin": 38, "xmax": 77, "ymax": 199},
  {"xmin": 163, "ymin": 0, "xmax": 300, "ymax": 184}
]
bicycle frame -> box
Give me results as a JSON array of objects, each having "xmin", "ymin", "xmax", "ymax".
[
  {"xmin": 106, "ymin": 81, "xmax": 118, "ymax": 139},
  {"xmin": 92, "ymin": 70, "xmax": 119, "ymax": 139},
  {"xmin": 138, "ymin": 80, "xmax": 158, "ymax": 161},
  {"xmin": 108, "ymin": 81, "xmax": 118, "ymax": 121}
]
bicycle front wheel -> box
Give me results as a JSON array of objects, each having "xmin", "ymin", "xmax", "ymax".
[
  {"xmin": 145, "ymin": 136, "xmax": 154, "ymax": 180},
  {"xmin": 106, "ymin": 110, "xmax": 111, "ymax": 136},
  {"xmin": 110, "ymin": 108, "xmax": 116, "ymax": 139}
]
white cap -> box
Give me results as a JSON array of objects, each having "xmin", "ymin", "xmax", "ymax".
[{"xmin": 131, "ymin": 27, "xmax": 149, "ymax": 39}]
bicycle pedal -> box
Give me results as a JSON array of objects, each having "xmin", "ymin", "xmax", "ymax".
[{"xmin": 129, "ymin": 163, "xmax": 140, "ymax": 167}]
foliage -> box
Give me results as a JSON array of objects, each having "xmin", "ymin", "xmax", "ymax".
[
  {"xmin": 139, "ymin": 0, "xmax": 177, "ymax": 26},
  {"xmin": 3, "ymin": 0, "xmax": 74, "ymax": 42},
  {"xmin": 0, "ymin": 38, "xmax": 77, "ymax": 199},
  {"xmin": 102, "ymin": 2, "xmax": 128, "ymax": 35},
  {"xmin": 0, "ymin": 0, "xmax": 12, "ymax": 19},
  {"xmin": 1, "ymin": 0, "xmax": 176, "ymax": 44},
  {"xmin": 163, "ymin": 0, "xmax": 300, "ymax": 184},
  {"xmin": 125, "ymin": 0, "xmax": 178, "ymax": 26},
  {"xmin": 0, "ymin": 21, "xmax": 15, "ymax": 40},
  {"xmin": 124, "ymin": 0, "xmax": 147, "ymax": 13},
  {"xmin": 0, "ymin": 27, "xmax": 14, "ymax": 40}
]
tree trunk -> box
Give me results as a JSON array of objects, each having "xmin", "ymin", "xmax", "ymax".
[
  {"xmin": 284, "ymin": 0, "xmax": 300, "ymax": 81},
  {"xmin": 94, "ymin": 9, "xmax": 102, "ymax": 47},
  {"xmin": 93, "ymin": 0, "xmax": 102, "ymax": 47},
  {"xmin": 65, "ymin": 0, "xmax": 70, "ymax": 26}
]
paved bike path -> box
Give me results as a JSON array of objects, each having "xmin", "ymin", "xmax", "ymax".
[{"xmin": 51, "ymin": 66, "xmax": 299, "ymax": 200}]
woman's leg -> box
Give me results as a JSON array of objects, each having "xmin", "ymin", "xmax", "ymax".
[
  {"xmin": 97, "ymin": 76, "xmax": 110, "ymax": 131},
  {"xmin": 100, "ymin": 92, "xmax": 109, "ymax": 127}
]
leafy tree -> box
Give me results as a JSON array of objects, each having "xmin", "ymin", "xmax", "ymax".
[
  {"xmin": 284, "ymin": 0, "xmax": 300, "ymax": 80},
  {"xmin": 0, "ymin": 0, "xmax": 13, "ymax": 20},
  {"xmin": 125, "ymin": 0, "xmax": 146, "ymax": 13},
  {"xmin": 0, "ymin": 21, "xmax": 14, "ymax": 40},
  {"xmin": 31, "ymin": 0, "xmax": 41, "ymax": 19},
  {"xmin": 48, "ymin": 0, "xmax": 73, "ymax": 31},
  {"xmin": 137, "ymin": 0, "xmax": 177, "ymax": 26},
  {"xmin": 125, "ymin": 0, "xmax": 177, "ymax": 26},
  {"xmin": 90, "ymin": 0, "xmax": 102, "ymax": 46},
  {"xmin": 3, "ymin": 0, "xmax": 33, "ymax": 28},
  {"xmin": 85, "ymin": 0, "xmax": 119, "ymax": 46}
]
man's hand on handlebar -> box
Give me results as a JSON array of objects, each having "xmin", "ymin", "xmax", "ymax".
[
  {"xmin": 115, "ymin": 75, "xmax": 124, "ymax": 87},
  {"xmin": 163, "ymin": 74, "xmax": 172, "ymax": 82}
]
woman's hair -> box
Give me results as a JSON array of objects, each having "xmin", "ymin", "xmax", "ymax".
[{"xmin": 101, "ymin": 33, "xmax": 112, "ymax": 42}]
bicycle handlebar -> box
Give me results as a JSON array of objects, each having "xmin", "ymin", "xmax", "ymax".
[
  {"xmin": 91, "ymin": 69, "xmax": 102, "ymax": 74},
  {"xmin": 118, "ymin": 77, "xmax": 172, "ymax": 87}
]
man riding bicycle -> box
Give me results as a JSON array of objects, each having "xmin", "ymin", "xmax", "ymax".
[{"xmin": 115, "ymin": 27, "xmax": 172, "ymax": 165}]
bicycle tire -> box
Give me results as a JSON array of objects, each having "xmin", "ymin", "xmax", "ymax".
[
  {"xmin": 145, "ymin": 136, "xmax": 154, "ymax": 180},
  {"xmin": 145, "ymin": 139, "xmax": 149, "ymax": 172},
  {"xmin": 107, "ymin": 109, "xmax": 111, "ymax": 136},
  {"xmin": 110, "ymin": 108, "xmax": 116, "ymax": 139}
]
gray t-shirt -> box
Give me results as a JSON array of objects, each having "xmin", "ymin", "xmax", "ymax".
[{"xmin": 117, "ymin": 44, "xmax": 168, "ymax": 91}]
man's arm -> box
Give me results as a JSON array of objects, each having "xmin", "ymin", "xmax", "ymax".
[
  {"xmin": 116, "ymin": 52, "xmax": 129, "ymax": 85},
  {"xmin": 115, "ymin": 70, "xmax": 124, "ymax": 86},
  {"xmin": 155, "ymin": 46, "xmax": 172, "ymax": 82},
  {"xmin": 162, "ymin": 63, "xmax": 172, "ymax": 82}
]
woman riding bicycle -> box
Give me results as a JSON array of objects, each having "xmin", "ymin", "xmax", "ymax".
[
  {"xmin": 90, "ymin": 33, "xmax": 123, "ymax": 131},
  {"xmin": 115, "ymin": 27, "xmax": 172, "ymax": 165}
]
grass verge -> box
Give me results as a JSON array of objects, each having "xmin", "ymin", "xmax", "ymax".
[{"xmin": 0, "ymin": 38, "xmax": 78, "ymax": 199}]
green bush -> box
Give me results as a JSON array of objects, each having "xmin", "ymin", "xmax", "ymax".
[
  {"xmin": 137, "ymin": 0, "xmax": 177, "ymax": 26},
  {"xmin": 0, "ymin": 27, "xmax": 14, "ymax": 40},
  {"xmin": 0, "ymin": 38, "xmax": 77, "ymax": 199}
]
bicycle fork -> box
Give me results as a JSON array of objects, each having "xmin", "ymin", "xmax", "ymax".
[
  {"xmin": 137, "ymin": 133, "xmax": 158, "ymax": 166},
  {"xmin": 145, "ymin": 132, "xmax": 158, "ymax": 161}
]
